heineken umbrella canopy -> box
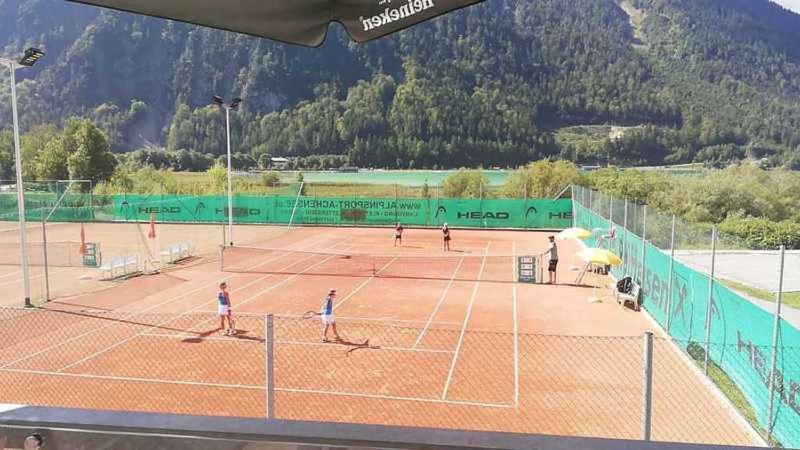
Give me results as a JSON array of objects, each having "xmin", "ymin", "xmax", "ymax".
[{"xmin": 66, "ymin": 0, "xmax": 486, "ymax": 47}]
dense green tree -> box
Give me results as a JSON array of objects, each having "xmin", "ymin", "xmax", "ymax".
[
  {"xmin": 65, "ymin": 120, "xmax": 117, "ymax": 186},
  {"xmin": 0, "ymin": 130, "xmax": 14, "ymax": 180},
  {"xmin": 503, "ymin": 161, "xmax": 584, "ymax": 199},
  {"xmin": 35, "ymin": 137, "xmax": 71, "ymax": 181},
  {"xmin": 21, "ymin": 124, "xmax": 60, "ymax": 179},
  {"xmin": 442, "ymin": 169, "xmax": 490, "ymax": 198},
  {"xmin": 206, "ymin": 163, "xmax": 227, "ymax": 193}
]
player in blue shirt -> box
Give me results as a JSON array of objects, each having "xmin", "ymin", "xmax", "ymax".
[
  {"xmin": 217, "ymin": 282, "xmax": 234, "ymax": 336},
  {"xmin": 321, "ymin": 288, "xmax": 341, "ymax": 343}
]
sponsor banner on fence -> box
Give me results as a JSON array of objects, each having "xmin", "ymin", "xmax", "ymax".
[
  {"xmin": 575, "ymin": 202, "xmax": 800, "ymax": 447},
  {"xmin": 0, "ymin": 192, "xmax": 114, "ymax": 222},
  {"xmin": 110, "ymin": 195, "xmax": 573, "ymax": 229},
  {"xmin": 0, "ymin": 193, "xmax": 573, "ymax": 230}
]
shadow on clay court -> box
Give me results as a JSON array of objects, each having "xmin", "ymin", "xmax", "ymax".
[
  {"xmin": 42, "ymin": 307, "xmax": 221, "ymax": 336},
  {"xmin": 222, "ymin": 269, "xmax": 520, "ymax": 284}
]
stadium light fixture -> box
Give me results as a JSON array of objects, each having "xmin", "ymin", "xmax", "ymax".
[
  {"xmin": 1, "ymin": 47, "xmax": 45, "ymax": 307},
  {"xmin": 18, "ymin": 48, "xmax": 45, "ymax": 67},
  {"xmin": 212, "ymin": 96, "xmax": 244, "ymax": 246}
]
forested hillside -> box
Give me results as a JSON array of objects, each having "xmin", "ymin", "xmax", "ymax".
[{"xmin": 1, "ymin": 0, "xmax": 799, "ymax": 170}]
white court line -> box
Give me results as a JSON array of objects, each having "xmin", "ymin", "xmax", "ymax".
[
  {"xmin": 0, "ymin": 268, "xmax": 70, "ymax": 286},
  {"xmin": 0, "ymin": 367, "xmax": 262, "ymax": 390},
  {"xmin": 441, "ymin": 242, "xmax": 490, "ymax": 400},
  {"xmin": 0, "ymin": 268, "xmax": 37, "ymax": 280},
  {"xmin": 57, "ymin": 242, "xmax": 354, "ymax": 372},
  {"xmin": 333, "ymin": 257, "xmax": 399, "ymax": 311},
  {"xmin": 141, "ymin": 333, "xmax": 456, "ymax": 354},
  {"xmin": 276, "ymin": 387, "xmax": 512, "ymax": 409},
  {"xmin": 512, "ymin": 241, "xmax": 519, "ymax": 407},
  {"xmin": 274, "ymin": 339, "xmax": 455, "ymax": 354},
  {"xmin": 181, "ymin": 243, "xmax": 357, "ymax": 335},
  {"xmin": 196, "ymin": 311, "xmax": 462, "ymax": 326},
  {"xmin": 0, "ymin": 234, "xmax": 337, "ymax": 371},
  {"xmin": 412, "ymin": 252, "xmax": 466, "ymax": 349},
  {"xmin": 0, "ymin": 366, "xmax": 511, "ymax": 408}
]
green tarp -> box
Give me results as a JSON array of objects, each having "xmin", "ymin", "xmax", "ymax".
[
  {"xmin": 114, "ymin": 195, "xmax": 573, "ymax": 229},
  {"xmin": 575, "ymin": 202, "xmax": 800, "ymax": 447},
  {"xmin": 0, "ymin": 193, "xmax": 573, "ymax": 230}
]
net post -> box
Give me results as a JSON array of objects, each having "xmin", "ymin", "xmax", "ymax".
[
  {"xmin": 767, "ymin": 245, "xmax": 785, "ymax": 441},
  {"xmin": 569, "ymin": 185, "xmax": 576, "ymax": 230},
  {"xmin": 642, "ymin": 332, "xmax": 654, "ymax": 441},
  {"xmin": 265, "ymin": 313, "xmax": 275, "ymax": 420},
  {"xmin": 41, "ymin": 179, "xmax": 79, "ymax": 303},
  {"xmin": 704, "ymin": 225, "xmax": 717, "ymax": 375},
  {"xmin": 666, "ymin": 214, "xmax": 676, "ymax": 333},
  {"xmin": 640, "ymin": 205, "xmax": 647, "ymax": 285},
  {"xmin": 352, "ymin": 182, "xmax": 356, "ymax": 227},
  {"xmin": 219, "ymin": 245, "xmax": 224, "ymax": 272},
  {"xmin": 608, "ymin": 195, "xmax": 613, "ymax": 250},
  {"xmin": 622, "ymin": 199, "xmax": 628, "ymax": 269},
  {"xmin": 479, "ymin": 180, "xmax": 484, "ymax": 229},
  {"xmin": 288, "ymin": 182, "xmax": 304, "ymax": 230},
  {"xmin": 42, "ymin": 214, "xmax": 50, "ymax": 303}
]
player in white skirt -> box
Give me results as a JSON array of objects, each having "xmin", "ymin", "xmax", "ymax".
[
  {"xmin": 217, "ymin": 282, "xmax": 234, "ymax": 335},
  {"xmin": 321, "ymin": 288, "xmax": 341, "ymax": 342}
]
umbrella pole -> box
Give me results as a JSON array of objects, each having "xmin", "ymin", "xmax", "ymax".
[{"xmin": 588, "ymin": 265, "xmax": 601, "ymax": 303}]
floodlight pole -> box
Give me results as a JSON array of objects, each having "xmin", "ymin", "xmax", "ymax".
[
  {"xmin": 213, "ymin": 96, "xmax": 240, "ymax": 246},
  {"xmin": 225, "ymin": 107, "xmax": 234, "ymax": 246},
  {"xmin": 4, "ymin": 60, "xmax": 32, "ymax": 307}
]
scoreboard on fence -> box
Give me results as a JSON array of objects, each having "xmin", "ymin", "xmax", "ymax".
[{"xmin": 517, "ymin": 256, "xmax": 537, "ymax": 283}]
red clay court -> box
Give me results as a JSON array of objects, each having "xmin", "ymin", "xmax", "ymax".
[{"xmin": 0, "ymin": 225, "xmax": 762, "ymax": 446}]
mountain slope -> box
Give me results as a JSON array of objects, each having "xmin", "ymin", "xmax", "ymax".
[{"xmin": 0, "ymin": 0, "xmax": 798, "ymax": 168}]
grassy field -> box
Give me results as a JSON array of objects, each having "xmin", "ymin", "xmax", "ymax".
[
  {"xmin": 147, "ymin": 172, "xmax": 507, "ymax": 198},
  {"xmin": 721, "ymin": 279, "xmax": 800, "ymax": 310},
  {"xmin": 686, "ymin": 343, "xmax": 779, "ymax": 447},
  {"xmin": 272, "ymin": 170, "xmax": 511, "ymax": 186}
]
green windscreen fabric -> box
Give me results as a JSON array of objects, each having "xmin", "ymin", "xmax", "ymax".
[
  {"xmin": 109, "ymin": 195, "xmax": 573, "ymax": 229},
  {"xmin": 574, "ymin": 202, "xmax": 800, "ymax": 447},
  {"xmin": 0, "ymin": 193, "xmax": 572, "ymax": 229},
  {"xmin": 0, "ymin": 192, "xmax": 114, "ymax": 222}
]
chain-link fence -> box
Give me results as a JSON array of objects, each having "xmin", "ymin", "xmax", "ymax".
[
  {"xmin": 0, "ymin": 307, "xmax": 785, "ymax": 447},
  {"xmin": 572, "ymin": 184, "xmax": 800, "ymax": 447}
]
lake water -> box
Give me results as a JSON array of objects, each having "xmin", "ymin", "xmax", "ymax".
[{"xmin": 277, "ymin": 170, "xmax": 511, "ymax": 186}]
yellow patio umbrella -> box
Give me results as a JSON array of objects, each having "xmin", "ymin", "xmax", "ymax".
[
  {"xmin": 578, "ymin": 248, "xmax": 622, "ymax": 266},
  {"xmin": 557, "ymin": 227, "xmax": 593, "ymax": 240},
  {"xmin": 576, "ymin": 248, "xmax": 621, "ymax": 304}
]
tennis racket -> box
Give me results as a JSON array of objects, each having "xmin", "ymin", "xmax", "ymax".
[
  {"xmin": 303, "ymin": 310, "xmax": 321, "ymax": 320},
  {"xmin": 227, "ymin": 311, "xmax": 237, "ymax": 335}
]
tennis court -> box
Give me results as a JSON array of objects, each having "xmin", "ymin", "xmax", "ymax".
[{"xmin": 0, "ymin": 225, "xmax": 762, "ymax": 445}]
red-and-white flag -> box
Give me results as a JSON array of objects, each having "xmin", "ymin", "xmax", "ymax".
[
  {"xmin": 148, "ymin": 212, "xmax": 156, "ymax": 239},
  {"xmin": 79, "ymin": 223, "xmax": 86, "ymax": 255}
]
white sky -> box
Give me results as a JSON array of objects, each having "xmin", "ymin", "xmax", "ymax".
[{"xmin": 773, "ymin": 0, "xmax": 800, "ymax": 13}]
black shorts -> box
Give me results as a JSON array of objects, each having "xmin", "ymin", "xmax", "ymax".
[
  {"xmin": 548, "ymin": 260, "xmax": 558, "ymax": 272},
  {"xmin": 444, "ymin": 235, "xmax": 451, "ymax": 242}
]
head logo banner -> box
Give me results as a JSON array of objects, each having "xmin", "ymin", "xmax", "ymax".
[{"xmin": 65, "ymin": 0, "xmax": 486, "ymax": 47}]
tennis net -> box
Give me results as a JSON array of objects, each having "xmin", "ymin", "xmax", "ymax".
[
  {"xmin": 0, "ymin": 240, "xmax": 86, "ymax": 267},
  {"xmin": 220, "ymin": 245, "xmax": 530, "ymax": 283}
]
